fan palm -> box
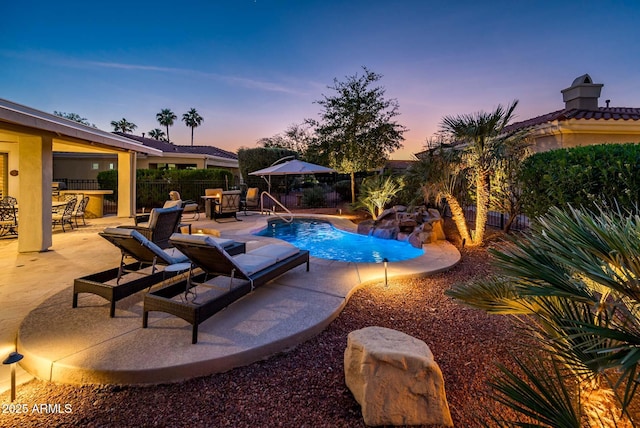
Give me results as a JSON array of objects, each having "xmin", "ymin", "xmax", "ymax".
[
  {"xmin": 110, "ymin": 118, "xmax": 137, "ymax": 133},
  {"xmin": 147, "ymin": 128, "xmax": 166, "ymax": 141},
  {"xmin": 156, "ymin": 108, "xmax": 177, "ymax": 143},
  {"xmin": 440, "ymin": 100, "xmax": 520, "ymax": 246},
  {"xmin": 182, "ymin": 108, "xmax": 203, "ymax": 146},
  {"xmin": 447, "ymin": 205, "xmax": 640, "ymax": 426}
]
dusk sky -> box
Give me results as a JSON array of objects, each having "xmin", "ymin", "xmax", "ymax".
[{"xmin": 2, "ymin": 1, "xmax": 639, "ymax": 159}]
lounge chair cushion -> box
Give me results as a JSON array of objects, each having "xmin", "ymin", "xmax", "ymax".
[
  {"xmin": 169, "ymin": 233, "xmax": 236, "ymax": 248},
  {"xmin": 232, "ymin": 253, "xmax": 278, "ymax": 276},
  {"xmin": 102, "ymin": 227, "xmax": 188, "ymax": 265},
  {"xmin": 248, "ymin": 244, "xmax": 299, "ymax": 262},
  {"xmin": 148, "ymin": 206, "xmax": 182, "ymax": 229},
  {"xmin": 162, "ymin": 199, "xmax": 182, "ymax": 209}
]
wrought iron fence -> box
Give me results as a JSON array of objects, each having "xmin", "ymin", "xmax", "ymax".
[
  {"xmin": 53, "ymin": 177, "xmax": 345, "ymax": 214},
  {"xmin": 53, "ymin": 179, "xmax": 117, "ymax": 214},
  {"xmin": 462, "ymin": 205, "xmax": 530, "ymax": 231}
]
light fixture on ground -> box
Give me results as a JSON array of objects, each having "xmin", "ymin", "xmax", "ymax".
[
  {"xmin": 383, "ymin": 257, "xmax": 388, "ymax": 288},
  {"xmin": 3, "ymin": 351, "xmax": 24, "ymax": 402}
]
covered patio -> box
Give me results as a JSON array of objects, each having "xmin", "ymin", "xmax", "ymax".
[{"xmin": 0, "ymin": 99, "xmax": 161, "ymax": 252}]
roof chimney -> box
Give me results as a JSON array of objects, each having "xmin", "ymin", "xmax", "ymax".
[
  {"xmin": 142, "ymin": 132, "xmax": 145, "ymax": 138},
  {"xmin": 561, "ymin": 74, "xmax": 603, "ymax": 110}
]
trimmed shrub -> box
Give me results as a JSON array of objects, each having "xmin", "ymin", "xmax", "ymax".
[
  {"xmin": 97, "ymin": 170, "xmax": 118, "ymax": 201},
  {"xmin": 301, "ymin": 187, "xmax": 326, "ymax": 207},
  {"xmin": 520, "ymin": 143, "xmax": 640, "ymax": 217}
]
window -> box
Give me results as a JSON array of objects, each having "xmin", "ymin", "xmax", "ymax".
[{"xmin": 91, "ymin": 163, "xmax": 99, "ymax": 170}]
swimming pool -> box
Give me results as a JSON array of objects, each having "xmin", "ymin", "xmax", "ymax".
[{"xmin": 255, "ymin": 218, "xmax": 424, "ymax": 263}]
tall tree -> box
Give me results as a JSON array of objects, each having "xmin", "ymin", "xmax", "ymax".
[
  {"xmin": 53, "ymin": 111, "xmax": 96, "ymax": 127},
  {"xmin": 156, "ymin": 108, "xmax": 177, "ymax": 143},
  {"xmin": 182, "ymin": 108, "xmax": 203, "ymax": 146},
  {"xmin": 440, "ymin": 100, "xmax": 520, "ymax": 246},
  {"xmin": 258, "ymin": 122, "xmax": 316, "ymax": 157},
  {"xmin": 110, "ymin": 118, "xmax": 137, "ymax": 133},
  {"xmin": 308, "ymin": 67, "xmax": 407, "ymax": 203},
  {"xmin": 147, "ymin": 128, "xmax": 166, "ymax": 141}
]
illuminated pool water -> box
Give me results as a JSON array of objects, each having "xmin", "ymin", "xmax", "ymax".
[{"xmin": 255, "ymin": 218, "xmax": 424, "ymax": 263}]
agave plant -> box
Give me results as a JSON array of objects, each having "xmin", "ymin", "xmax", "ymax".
[{"xmin": 447, "ymin": 204, "xmax": 640, "ymax": 426}]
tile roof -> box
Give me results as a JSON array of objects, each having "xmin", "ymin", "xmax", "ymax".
[
  {"xmin": 114, "ymin": 132, "xmax": 238, "ymax": 159},
  {"xmin": 505, "ymin": 107, "xmax": 640, "ymax": 132}
]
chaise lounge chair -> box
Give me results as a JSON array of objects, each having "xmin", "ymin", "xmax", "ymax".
[
  {"xmin": 72, "ymin": 228, "xmax": 245, "ymax": 317},
  {"xmin": 142, "ymin": 233, "xmax": 310, "ymax": 343}
]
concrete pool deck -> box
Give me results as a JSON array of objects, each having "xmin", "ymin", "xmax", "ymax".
[{"xmin": 1, "ymin": 212, "xmax": 460, "ymax": 390}]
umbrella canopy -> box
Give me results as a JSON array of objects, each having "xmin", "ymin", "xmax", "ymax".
[
  {"xmin": 249, "ymin": 159, "xmax": 335, "ymax": 194},
  {"xmin": 249, "ymin": 159, "xmax": 335, "ymax": 176}
]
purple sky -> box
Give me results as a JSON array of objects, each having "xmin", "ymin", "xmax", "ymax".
[{"xmin": 2, "ymin": 0, "xmax": 639, "ymax": 159}]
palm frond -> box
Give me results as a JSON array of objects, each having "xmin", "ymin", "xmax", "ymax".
[{"xmin": 486, "ymin": 355, "xmax": 583, "ymax": 428}]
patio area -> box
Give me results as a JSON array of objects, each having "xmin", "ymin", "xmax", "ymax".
[{"xmin": 0, "ymin": 211, "xmax": 460, "ymax": 391}]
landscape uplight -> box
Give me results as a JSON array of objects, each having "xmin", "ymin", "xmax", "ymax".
[
  {"xmin": 3, "ymin": 351, "xmax": 24, "ymax": 402},
  {"xmin": 383, "ymin": 258, "xmax": 388, "ymax": 288}
]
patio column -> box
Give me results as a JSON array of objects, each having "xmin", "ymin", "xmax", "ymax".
[
  {"xmin": 117, "ymin": 151, "xmax": 136, "ymax": 217},
  {"xmin": 18, "ymin": 135, "xmax": 53, "ymax": 252}
]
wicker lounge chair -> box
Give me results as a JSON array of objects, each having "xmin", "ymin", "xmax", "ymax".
[
  {"xmin": 73, "ymin": 228, "xmax": 246, "ymax": 317},
  {"xmin": 73, "ymin": 228, "xmax": 185, "ymax": 317},
  {"xmin": 143, "ymin": 233, "xmax": 310, "ymax": 343}
]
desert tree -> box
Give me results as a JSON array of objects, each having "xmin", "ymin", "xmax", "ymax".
[
  {"xmin": 258, "ymin": 122, "xmax": 316, "ymax": 158},
  {"xmin": 308, "ymin": 67, "xmax": 407, "ymax": 203}
]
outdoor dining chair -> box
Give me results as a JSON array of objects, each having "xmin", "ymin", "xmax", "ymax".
[
  {"xmin": 52, "ymin": 198, "xmax": 76, "ymax": 232},
  {"xmin": 72, "ymin": 196, "xmax": 90, "ymax": 227},
  {"xmin": 0, "ymin": 197, "xmax": 18, "ymax": 237},
  {"xmin": 242, "ymin": 187, "xmax": 260, "ymax": 215}
]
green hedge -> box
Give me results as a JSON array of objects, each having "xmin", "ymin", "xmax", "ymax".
[
  {"xmin": 520, "ymin": 143, "xmax": 640, "ymax": 217},
  {"xmin": 97, "ymin": 168, "xmax": 235, "ymax": 209},
  {"xmin": 237, "ymin": 147, "xmax": 298, "ymax": 191}
]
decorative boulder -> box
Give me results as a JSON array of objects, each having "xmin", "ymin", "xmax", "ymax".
[
  {"xmin": 344, "ymin": 326, "xmax": 453, "ymax": 427},
  {"xmin": 430, "ymin": 218, "xmax": 446, "ymax": 240},
  {"xmin": 370, "ymin": 225, "xmax": 398, "ymax": 240},
  {"xmin": 357, "ymin": 220, "xmax": 375, "ymax": 236}
]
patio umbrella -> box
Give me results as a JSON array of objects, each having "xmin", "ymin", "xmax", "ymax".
[{"xmin": 249, "ymin": 159, "xmax": 335, "ymax": 193}]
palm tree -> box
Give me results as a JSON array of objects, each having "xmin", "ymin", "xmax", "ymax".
[
  {"xmin": 156, "ymin": 108, "xmax": 177, "ymax": 143},
  {"xmin": 110, "ymin": 118, "xmax": 137, "ymax": 133},
  {"xmin": 446, "ymin": 205, "xmax": 640, "ymax": 426},
  {"xmin": 147, "ymin": 128, "xmax": 166, "ymax": 141},
  {"xmin": 182, "ymin": 108, "xmax": 203, "ymax": 146},
  {"xmin": 440, "ymin": 100, "xmax": 520, "ymax": 245}
]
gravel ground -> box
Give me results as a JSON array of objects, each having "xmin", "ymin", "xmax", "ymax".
[{"xmin": 1, "ymin": 222, "xmax": 528, "ymax": 427}]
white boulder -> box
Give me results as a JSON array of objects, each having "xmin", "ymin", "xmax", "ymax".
[{"xmin": 344, "ymin": 326, "xmax": 453, "ymax": 426}]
